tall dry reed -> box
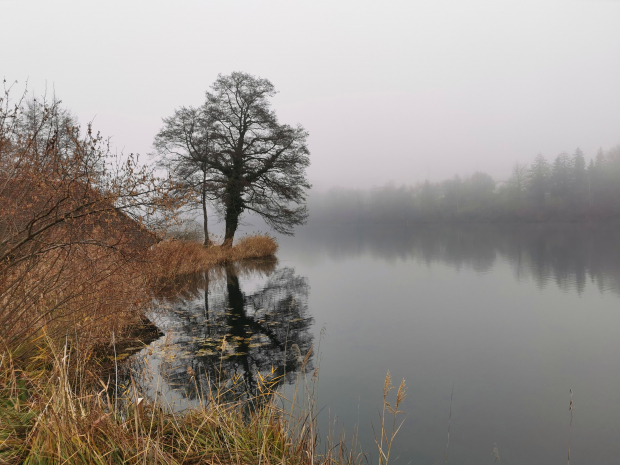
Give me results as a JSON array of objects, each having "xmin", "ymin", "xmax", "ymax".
[{"xmin": 374, "ymin": 371, "xmax": 407, "ymax": 465}]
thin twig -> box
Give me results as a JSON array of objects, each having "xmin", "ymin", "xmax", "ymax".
[
  {"xmin": 112, "ymin": 331, "xmax": 118, "ymax": 414},
  {"xmin": 445, "ymin": 384, "xmax": 454, "ymax": 464},
  {"xmin": 568, "ymin": 389, "xmax": 573, "ymax": 465}
]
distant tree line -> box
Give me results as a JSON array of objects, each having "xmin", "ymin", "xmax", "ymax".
[{"xmin": 310, "ymin": 146, "xmax": 620, "ymax": 223}]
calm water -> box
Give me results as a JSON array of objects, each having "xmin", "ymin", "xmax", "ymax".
[{"xmin": 128, "ymin": 223, "xmax": 620, "ymax": 464}]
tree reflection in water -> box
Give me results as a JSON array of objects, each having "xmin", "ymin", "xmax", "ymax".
[
  {"xmin": 126, "ymin": 259, "xmax": 313, "ymax": 407},
  {"xmin": 291, "ymin": 223, "xmax": 620, "ymax": 296}
]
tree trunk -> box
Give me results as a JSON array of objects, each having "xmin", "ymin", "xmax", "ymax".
[
  {"xmin": 223, "ymin": 182, "xmax": 242, "ymax": 247},
  {"xmin": 204, "ymin": 271, "xmax": 211, "ymax": 335},
  {"xmin": 223, "ymin": 206, "xmax": 239, "ymax": 247},
  {"xmin": 202, "ymin": 174, "xmax": 212, "ymax": 247},
  {"xmin": 202, "ymin": 199, "xmax": 211, "ymax": 246}
]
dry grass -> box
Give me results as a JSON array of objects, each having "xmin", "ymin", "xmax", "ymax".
[
  {"xmin": 151, "ymin": 235, "xmax": 278, "ymax": 279},
  {"xmin": 0, "ymin": 338, "xmax": 366, "ymax": 465}
]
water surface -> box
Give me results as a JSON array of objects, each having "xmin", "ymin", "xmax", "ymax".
[{"xmin": 130, "ymin": 223, "xmax": 620, "ymax": 464}]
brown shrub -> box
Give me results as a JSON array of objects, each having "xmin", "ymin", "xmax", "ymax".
[
  {"xmin": 0, "ymin": 240, "xmax": 152, "ymax": 356},
  {"xmin": 0, "ymin": 89, "xmax": 171, "ymax": 357}
]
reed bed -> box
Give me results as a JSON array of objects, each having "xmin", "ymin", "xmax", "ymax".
[{"xmin": 151, "ymin": 235, "xmax": 279, "ymax": 279}]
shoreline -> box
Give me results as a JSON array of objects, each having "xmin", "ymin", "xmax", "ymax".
[{"xmin": 2, "ymin": 234, "xmax": 368, "ymax": 464}]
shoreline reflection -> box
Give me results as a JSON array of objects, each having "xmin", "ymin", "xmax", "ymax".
[{"xmin": 126, "ymin": 259, "xmax": 313, "ymax": 407}]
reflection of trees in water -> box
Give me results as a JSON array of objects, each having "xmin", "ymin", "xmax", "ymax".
[
  {"xmin": 296, "ymin": 223, "xmax": 620, "ymax": 295},
  {"xmin": 490, "ymin": 225, "xmax": 620, "ymax": 295},
  {"xmin": 152, "ymin": 256, "xmax": 279, "ymax": 303},
  {"xmin": 139, "ymin": 260, "xmax": 313, "ymax": 403}
]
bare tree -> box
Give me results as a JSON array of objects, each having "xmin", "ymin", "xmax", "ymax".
[
  {"xmin": 155, "ymin": 72, "xmax": 311, "ymax": 246},
  {"xmin": 207, "ymin": 72, "xmax": 310, "ymax": 244},
  {"xmin": 152, "ymin": 106, "xmax": 219, "ymax": 246}
]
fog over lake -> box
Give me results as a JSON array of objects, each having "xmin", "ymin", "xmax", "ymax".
[
  {"xmin": 6, "ymin": 1, "xmax": 620, "ymax": 462},
  {"xmin": 3, "ymin": 1, "xmax": 620, "ymax": 189}
]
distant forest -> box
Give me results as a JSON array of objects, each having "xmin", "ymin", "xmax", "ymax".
[{"xmin": 311, "ymin": 145, "xmax": 620, "ymax": 223}]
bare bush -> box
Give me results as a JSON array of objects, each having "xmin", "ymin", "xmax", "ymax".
[{"xmin": 0, "ymin": 84, "xmax": 175, "ymax": 354}]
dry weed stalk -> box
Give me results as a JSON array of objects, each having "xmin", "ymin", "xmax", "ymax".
[
  {"xmin": 567, "ymin": 389, "xmax": 573, "ymax": 465},
  {"xmin": 493, "ymin": 444, "xmax": 502, "ymax": 464},
  {"xmin": 445, "ymin": 384, "xmax": 454, "ymax": 464},
  {"xmin": 374, "ymin": 370, "xmax": 407, "ymax": 465}
]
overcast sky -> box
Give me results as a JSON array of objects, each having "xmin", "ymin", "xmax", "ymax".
[{"xmin": 3, "ymin": 0, "xmax": 620, "ymax": 189}]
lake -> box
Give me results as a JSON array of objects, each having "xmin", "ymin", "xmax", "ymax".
[{"xmin": 128, "ymin": 223, "xmax": 620, "ymax": 464}]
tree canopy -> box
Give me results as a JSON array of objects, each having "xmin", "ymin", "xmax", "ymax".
[{"xmin": 153, "ymin": 72, "xmax": 311, "ymax": 245}]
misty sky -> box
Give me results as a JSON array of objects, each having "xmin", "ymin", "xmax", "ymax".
[{"xmin": 3, "ymin": 0, "xmax": 620, "ymax": 189}]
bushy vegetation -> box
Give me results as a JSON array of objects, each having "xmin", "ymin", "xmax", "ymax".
[
  {"xmin": 310, "ymin": 146, "xmax": 620, "ymax": 223},
  {"xmin": 0, "ymin": 87, "xmax": 169, "ymax": 355}
]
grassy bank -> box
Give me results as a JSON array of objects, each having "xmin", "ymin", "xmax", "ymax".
[
  {"xmin": 0, "ymin": 234, "xmax": 390, "ymax": 464},
  {"xmin": 0, "ymin": 91, "xmax": 388, "ymax": 464}
]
